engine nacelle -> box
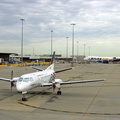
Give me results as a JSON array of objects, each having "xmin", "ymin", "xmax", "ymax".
[
  {"xmin": 12, "ymin": 82, "xmax": 16, "ymax": 87},
  {"xmin": 54, "ymin": 79, "xmax": 62, "ymax": 88},
  {"xmin": 11, "ymin": 77, "xmax": 19, "ymax": 87},
  {"xmin": 54, "ymin": 79, "xmax": 62, "ymax": 83},
  {"xmin": 13, "ymin": 77, "xmax": 19, "ymax": 81}
]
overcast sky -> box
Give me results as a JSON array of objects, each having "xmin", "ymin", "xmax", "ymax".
[{"xmin": 0, "ymin": 0, "xmax": 120, "ymax": 57}]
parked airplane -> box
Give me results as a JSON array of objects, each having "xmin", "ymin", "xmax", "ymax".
[
  {"xmin": 84, "ymin": 56, "xmax": 120, "ymax": 63},
  {"xmin": 0, "ymin": 52, "xmax": 105, "ymax": 101}
]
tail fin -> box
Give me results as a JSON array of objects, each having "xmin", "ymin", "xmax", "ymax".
[
  {"xmin": 51, "ymin": 51, "xmax": 55, "ymax": 64},
  {"xmin": 46, "ymin": 51, "xmax": 55, "ymax": 71}
]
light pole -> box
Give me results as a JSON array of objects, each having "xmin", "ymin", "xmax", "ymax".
[
  {"xmin": 66, "ymin": 37, "xmax": 69, "ymax": 61},
  {"xmin": 51, "ymin": 30, "xmax": 53, "ymax": 56},
  {"xmin": 33, "ymin": 48, "xmax": 34, "ymax": 56},
  {"xmin": 84, "ymin": 44, "xmax": 86, "ymax": 57},
  {"xmin": 89, "ymin": 46, "xmax": 90, "ymax": 56},
  {"xmin": 71, "ymin": 23, "xmax": 76, "ymax": 66},
  {"xmin": 20, "ymin": 19, "xmax": 25, "ymax": 64},
  {"xmin": 77, "ymin": 41, "xmax": 79, "ymax": 62}
]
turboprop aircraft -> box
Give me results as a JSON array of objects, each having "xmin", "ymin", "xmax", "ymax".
[{"xmin": 0, "ymin": 52, "xmax": 105, "ymax": 101}]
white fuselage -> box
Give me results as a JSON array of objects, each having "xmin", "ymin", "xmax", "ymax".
[
  {"xmin": 84, "ymin": 56, "xmax": 117, "ymax": 62},
  {"xmin": 16, "ymin": 69, "xmax": 55, "ymax": 92}
]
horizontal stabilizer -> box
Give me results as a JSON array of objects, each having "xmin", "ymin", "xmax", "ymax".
[
  {"xmin": 32, "ymin": 66, "xmax": 43, "ymax": 71},
  {"xmin": 55, "ymin": 67, "xmax": 73, "ymax": 73}
]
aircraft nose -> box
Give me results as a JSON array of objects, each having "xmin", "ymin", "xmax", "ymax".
[
  {"xmin": 16, "ymin": 83, "xmax": 25, "ymax": 92},
  {"xmin": 84, "ymin": 57, "xmax": 87, "ymax": 60}
]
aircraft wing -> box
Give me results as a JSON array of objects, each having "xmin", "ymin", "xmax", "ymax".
[
  {"xmin": 60, "ymin": 79, "xmax": 106, "ymax": 85},
  {"xmin": 41, "ymin": 79, "xmax": 106, "ymax": 87},
  {"xmin": 41, "ymin": 83, "xmax": 53, "ymax": 86},
  {"xmin": 0, "ymin": 77, "xmax": 19, "ymax": 82},
  {"xmin": 0, "ymin": 78, "xmax": 12, "ymax": 82}
]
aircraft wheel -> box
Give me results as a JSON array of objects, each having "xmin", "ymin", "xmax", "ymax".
[
  {"xmin": 57, "ymin": 91, "xmax": 62, "ymax": 95},
  {"xmin": 18, "ymin": 91, "xmax": 22, "ymax": 93},
  {"xmin": 22, "ymin": 98, "xmax": 27, "ymax": 101}
]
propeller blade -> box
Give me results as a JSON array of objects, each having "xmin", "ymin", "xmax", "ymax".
[
  {"xmin": 11, "ymin": 70, "xmax": 13, "ymax": 90},
  {"xmin": 11, "ymin": 70, "xmax": 13, "ymax": 79},
  {"xmin": 52, "ymin": 84, "xmax": 56, "ymax": 92},
  {"xmin": 11, "ymin": 82, "xmax": 14, "ymax": 90}
]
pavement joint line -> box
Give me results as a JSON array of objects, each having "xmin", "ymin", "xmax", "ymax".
[
  {"xmin": 18, "ymin": 101, "xmax": 120, "ymax": 116},
  {"xmin": 0, "ymin": 94, "xmax": 17, "ymax": 101}
]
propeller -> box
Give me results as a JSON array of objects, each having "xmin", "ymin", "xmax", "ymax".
[
  {"xmin": 52, "ymin": 83, "xmax": 56, "ymax": 92},
  {"xmin": 10, "ymin": 70, "xmax": 14, "ymax": 90},
  {"xmin": 53, "ymin": 79, "xmax": 62, "ymax": 91},
  {"xmin": 51, "ymin": 73, "xmax": 56, "ymax": 92}
]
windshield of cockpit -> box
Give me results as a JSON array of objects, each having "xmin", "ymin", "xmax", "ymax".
[{"xmin": 18, "ymin": 77, "xmax": 33, "ymax": 82}]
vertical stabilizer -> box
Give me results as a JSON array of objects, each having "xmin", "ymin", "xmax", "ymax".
[
  {"xmin": 46, "ymin": 63, "xmax": 54, "ymax": 71},
  {"xmin": 46, "ymin": 51, "xmax": 55, "ymax": 71},
  {"xmin": 51, "ymin": 51, "xmax": 55, "ymax": 64}
]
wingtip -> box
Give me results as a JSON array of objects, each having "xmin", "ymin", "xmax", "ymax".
[{"xmin": 101, "ymin": 79, "xmax": 106, "ymax": 81}]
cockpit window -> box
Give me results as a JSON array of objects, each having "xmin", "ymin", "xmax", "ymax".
[
  {"xmin": 19, "ymin": 77, "xmax": 30, "ymax": 82},
  {"xmin": 19, "ymin": 77, "xmax": 23, "ymax": 82},
  {"xmin": 30, "ymin": 77, "xmax": 34, "ymax": 81}
]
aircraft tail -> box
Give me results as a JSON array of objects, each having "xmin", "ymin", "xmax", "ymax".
[
  {"xmin": 46, "ymin": 51, "xmax": 55, "ymax": 71},
  {"xmin": 51, "ymin": 51, "xmax": 55, "ymax": 64}
]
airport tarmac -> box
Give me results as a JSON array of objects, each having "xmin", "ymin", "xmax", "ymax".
[{"xmin": 0, "ymin": 63, "xmax": 120, "ymax": 120}]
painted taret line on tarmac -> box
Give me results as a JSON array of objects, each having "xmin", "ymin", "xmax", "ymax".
[{"xmin": 18, "ymin": 102, "xmax": 120, "ymax": 116}]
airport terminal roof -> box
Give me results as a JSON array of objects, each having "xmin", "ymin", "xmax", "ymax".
[{"xmin": 0, "ymin": 53, "xmax": 18, "ymax": 55}]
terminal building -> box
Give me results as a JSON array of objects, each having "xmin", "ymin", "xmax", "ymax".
[
  {"xmin": 0, "ymin": 53, "xmax": 85, "ymax": 65},
  {"xmin": 10, "ymin": 54, "xmax": 73, "ymax": 63},
  {"xmin": 0, "ymin": 53, "xmax": 18, "ymax": 64}
]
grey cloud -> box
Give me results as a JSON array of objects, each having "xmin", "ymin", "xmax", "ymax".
[{"xmin": 0, "ymin": 0, "xmax": 120, "ymax": 55}]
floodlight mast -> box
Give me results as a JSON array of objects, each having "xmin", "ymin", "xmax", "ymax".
[
  {"xmin": 20, "ymin": 19, "xmax": 25, "ymax": 65},
  {"xmin": 71, "ymin": 23, "xmax": 76, "ymax": 66},
  {"xmin": 51, "ymin": 30, "xmax": 53, "ymax": 56}
]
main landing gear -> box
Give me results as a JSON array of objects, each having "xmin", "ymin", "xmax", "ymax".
[{"xmin": 57, "ymin": 88, "xmax": 62, "ymax": 95}]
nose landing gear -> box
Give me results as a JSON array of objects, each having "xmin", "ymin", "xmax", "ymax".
[{"xmin": 22, "ymin": 91, "xmax": 27, "ymax": 101}]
